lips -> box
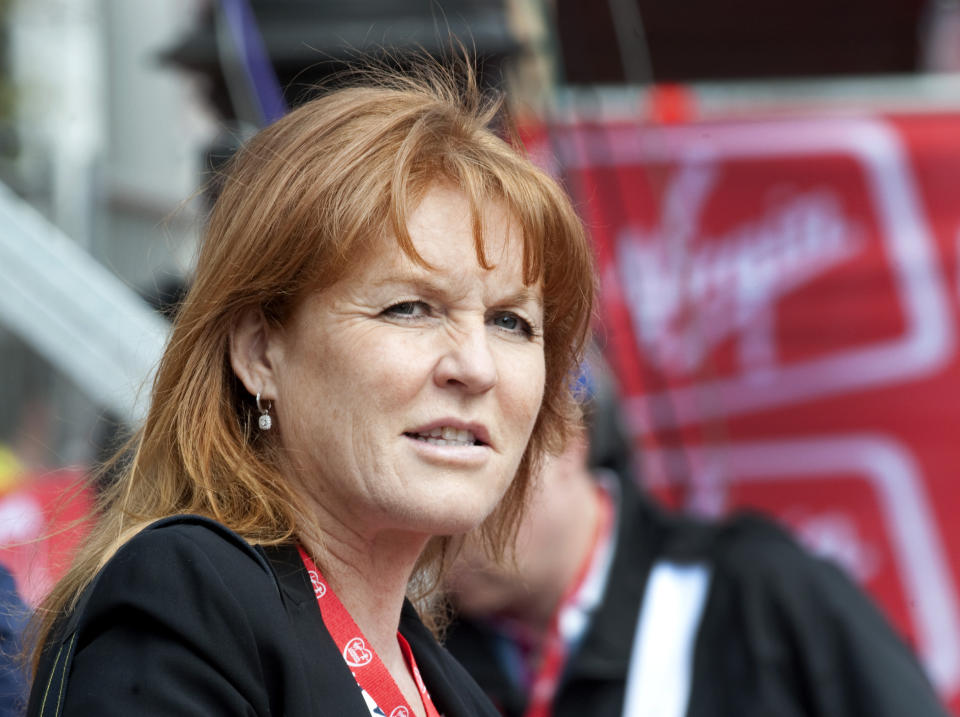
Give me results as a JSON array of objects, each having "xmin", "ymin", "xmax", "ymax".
[{"xmin": 404, "ymin": 420, "xmax": 491, "ymax": 448}]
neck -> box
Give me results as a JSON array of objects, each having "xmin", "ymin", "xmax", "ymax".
[
  {"xmin": 289, "ymin": 467, "xmax": 434, "ymax": 717},
  {"xmin": 285, "ymin": 461, "xmax": 434, "ymax": 676},
  {"xmin": 300, "ymin": 525, "xmax": 428, "ymax": 673}
]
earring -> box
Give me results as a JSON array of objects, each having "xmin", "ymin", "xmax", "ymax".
[{"xmin": 256, "ymin": 392, "xmax": 272, "ymax": 431}]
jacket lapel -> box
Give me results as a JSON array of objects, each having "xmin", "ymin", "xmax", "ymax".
[
  {"xmin": 399, "ymin": 600, "xmax": 500, "ymax": 717},
  {"xmin": 261, "ymin": 543, "xmax": 372, "ymax": 715}
]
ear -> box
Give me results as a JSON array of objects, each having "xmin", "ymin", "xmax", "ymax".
[{"xmin": 230, "ymin": 308, "xmax": 280, "ymax": 400}]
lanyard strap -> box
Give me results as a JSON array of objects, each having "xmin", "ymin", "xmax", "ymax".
[
  {"xmin": 524, "ymin": 486, "xmax": 615, "ymax": 717},
  {"xmin": 297, "ymin": 546, "xmax": 441, "ymax": 717}
]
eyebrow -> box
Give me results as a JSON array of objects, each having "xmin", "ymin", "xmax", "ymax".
[
  {"xmin": 495, "ymin": 287, "xmax": 543, "ymax": 311},
  {"xmin": 367, "ymin": 273, "xmax": 446, "ymax": 295},
  {"xmin": 370, "ymin": 274, "xmax": 543, "ymax": 311}
]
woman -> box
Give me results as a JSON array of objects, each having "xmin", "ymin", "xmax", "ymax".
[{"xmin": 27, "ymin": 64, "xmax": 594, "ymax": 716}]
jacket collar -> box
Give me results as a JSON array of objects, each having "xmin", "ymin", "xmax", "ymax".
[
  {"xmin": 560, "ymin": 477, "xmax": 672, "ymax": 685},
  {"xmin": 261, "ymin": 543, "xmax": 371, "ymax": 714}
]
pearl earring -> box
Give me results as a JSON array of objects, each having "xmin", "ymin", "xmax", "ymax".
[{"xmin": 256, "ymin": 392, "xmax": 272, "ymax": 431}]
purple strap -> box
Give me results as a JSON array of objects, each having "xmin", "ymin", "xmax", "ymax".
[{"xmin": 219, "ymin": 0, "xmax": 288, "ymax": 125}]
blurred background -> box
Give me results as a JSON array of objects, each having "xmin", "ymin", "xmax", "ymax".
[{"xmin": 1, "ymin": 0, "xmax": 960, "ymax": 709}]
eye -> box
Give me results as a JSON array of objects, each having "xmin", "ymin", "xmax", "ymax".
[
  {"xmin": 382, "ymin": 301, "xmax": 431, "ymax": 318},
  {"xmin": 490, "ymin": 311, "xmax": 535, "ymax": 337}
]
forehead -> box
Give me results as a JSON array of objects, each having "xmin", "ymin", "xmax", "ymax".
[
  {"xmin": 406, "ymin": 185, "xmax": 517, "ymax": 261},
  {"xmin": 352, "ymin": 185, "xmax": 539, "ymax": 298}
]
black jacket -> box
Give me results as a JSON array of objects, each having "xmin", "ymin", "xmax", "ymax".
[
  {"xmin": 446, "ymin": 477, "xmax": 950, "ymax": 717},
  {"xmin": 29, "ymin": 515, "xmax": 498, "ymax": 716}
]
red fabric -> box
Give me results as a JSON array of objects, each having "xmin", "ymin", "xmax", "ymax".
[
  {"xmin": 0, "ymin": 471, "xmax": 93, "ymax": 606},
  {"xmin": 648, "ymin": 84, "xmax": 697, "ymax": 125}
]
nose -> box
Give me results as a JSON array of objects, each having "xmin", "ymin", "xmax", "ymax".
[{"xmin": 434, "ymin": 323, "xmax": 498, "ymax": 394}]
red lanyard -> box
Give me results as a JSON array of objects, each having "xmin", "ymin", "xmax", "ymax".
[
  {"xmin": 524, "ymin": 487, "xmax": 614, "ymax": 717},
  {"xmin": 297, "ymin": 546, "xmax": 441, "ymax": 717}
]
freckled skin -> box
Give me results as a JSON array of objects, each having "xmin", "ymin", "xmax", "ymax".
[{"xmin": 265, "ymin": 184, "xmax": 546, "ymax": 544}]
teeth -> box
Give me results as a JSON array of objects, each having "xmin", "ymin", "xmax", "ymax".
[{"xmin": 416, "ymin": 426, "xmax": 477, "ymax": 446}]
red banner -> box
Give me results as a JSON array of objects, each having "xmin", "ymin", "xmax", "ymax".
[
  {"xmin": 0, "ymin": 471, "xmax": 93, "ymax": 607},
  {"xmin": 531, "ymin": 111, "xmax": 960, "ymax": 709}
]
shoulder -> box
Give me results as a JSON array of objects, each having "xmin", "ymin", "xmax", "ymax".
[
  {"xmin": 112, "ymin": 514, "xmax": 272, "ymax": 570},
  {"xmin": 653, "ymin": 509, "xmax": 850, "ymax": 609},
  {"xmin": 710, "ymin": 511, "xmax": 810, "ymax": 566},
  {"xmin": 102, "ymin": 515, "xmax": 272, "ymax": 581},
  {"xmin": 706, "ymin": 511, "xmax": 848, "ymax": 596},
  {"xmin": 36, "ymin": 517, "xmax": 301, "ymax": 715},
  {"xmin": 645, "ymin": 507, "xmax": 870, "ymax": 630},
  {"xmin": 74, "ymin": 515, "xmax": 284, "ymax": 637},
  {"xmin": 31, "ymin": 517, "xmax": 372, "ymax": 716},
  {"xmin": 683, "ymin": 510, "xmax": 897, "ymax": 652},
  {"xmin": 650, "ymin": 506, "xmax": 821, "ymax": 573},
  {"xmin": 693, "ymin": 517, "xmax": 949, "ymax": 714}
]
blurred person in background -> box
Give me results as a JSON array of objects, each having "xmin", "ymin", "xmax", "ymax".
[
  {"xmin": 0, "ymin": 564, "xmax": 26, "ymax": 715},
  {"xmin": 25, "ymin": 59, "xmax": 595, "ymax": 717},
  {"xmin": 445, "ymin": 356, "xmax": 950, "ymax": 717}
]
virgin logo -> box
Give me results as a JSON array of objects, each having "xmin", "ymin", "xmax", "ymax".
[
  {"xmin": 390, "ymin": 707, "xmax": 411, "ymax": 717},
  {"xmin": 343, "ymin": 637, "xmax": 374, "ymax": 667},
  {"xmin": 307, "ymin": 570, "xmax": 326, "ymax": 598},
  {"xmin": 616, "ymin": 163, "xmax": 864, "ymax": 374}
]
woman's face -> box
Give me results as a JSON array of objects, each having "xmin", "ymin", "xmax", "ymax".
[{"xmin": 266, "ymin": 184, "xmax": 545, "ymax": 542}]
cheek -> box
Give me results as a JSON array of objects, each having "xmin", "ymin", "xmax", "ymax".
[
  {"xmin": 353, "ymin": 342, "xmax": 428, "ymax": 412},
  {"xmin": 316, "ymin": 333, "xmax": 399, "ymax": 409},
  {"xmin": 504, "ymin": 351, "xmax": 547, "ymax": 429}
]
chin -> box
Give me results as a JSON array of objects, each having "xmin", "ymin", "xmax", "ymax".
[
  {"xmin": 407, "ymin": 498, "xmax": 500, "ymax": 538},
  {"xmin": 423, "ymin": 512, "xmax": 489, "ymax": 537}
]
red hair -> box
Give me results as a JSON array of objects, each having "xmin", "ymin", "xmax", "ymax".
[{"xmin": 31, "ymin": 61, "xmax": 594, "ymax": 663}]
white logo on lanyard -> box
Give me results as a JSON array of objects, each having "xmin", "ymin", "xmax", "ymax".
[
  {"xmin": 344, "ymin": 636, "xmax": 374, "ymax": 667},
  {"xmin": 307, "ymin": 569, "xmax": 327, "ymax": 598}
]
